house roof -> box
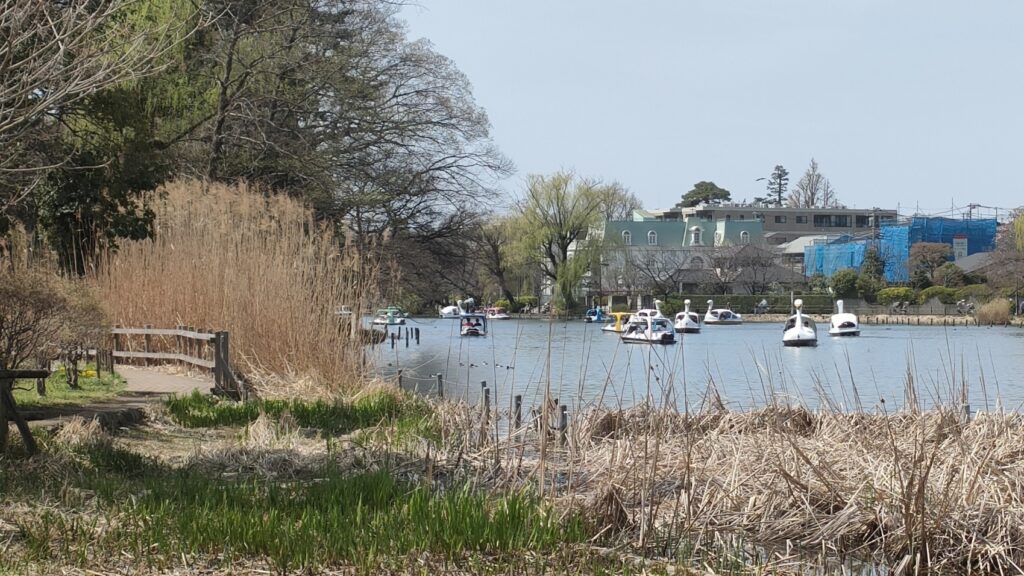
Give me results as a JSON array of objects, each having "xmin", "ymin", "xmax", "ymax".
[
  {"xmin": 776, "ymin": 235, "xmax": 848, "ymax": 255},
  {"xmin": 954, "ymin": 251, "xmax": 994, "ymax": 273}
]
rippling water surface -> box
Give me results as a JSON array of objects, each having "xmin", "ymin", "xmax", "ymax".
[{"xmin": 369, "ymin": 318, "xmax": 1024, "ymax": 414}]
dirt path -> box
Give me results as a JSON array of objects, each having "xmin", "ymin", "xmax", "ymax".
[{"xmin": 23, "ymin": 366, "xmax": 212, "ymax": 430}]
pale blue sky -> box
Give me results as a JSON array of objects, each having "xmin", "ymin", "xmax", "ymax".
[{"xmin": 402, "ymin": 1, "xmax": 1023, "ymax": 217}]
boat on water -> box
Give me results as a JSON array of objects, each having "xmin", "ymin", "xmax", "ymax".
[
  {"xmin": 372, "ymin": 305, "xmax": 408, "ymax": 325},
  {"xmin": 486, "ymin": 306, "xmax": 512, "ymax": 320},
  {"xmin": 673, "ymin": 299, "xmax": 701, "ymax": 333},
  {"xmin": 828, "ymin": 299, "xmax": 860, "ymax": 336},
  {"xmin": 628, "ymin": 299, "xmax": 668, "ymax": 324},
  {"xmin": 783, "ymin": 299, "xmax": 817, "ymax": 347},
  {"xmin": 703, "ymin": 300, "xmax": 743, "ymax": 325},
  {"xmin": 601, "ymin": 311, "xmax": 632, "ymax": 333},
  {"xmin": 439, "ymin": 304, "xmax": 461, "ymax": 318},
  {"xmin": 621, "ymin": 316, "xmax": 676, "ymax": 344},
  {"xmin": 583, "ymin": 306, "xmax": 606, "ymax": 323},
  {"xmin": 460, "ymin": 313, "xmax": 488, "ymax": 337}
]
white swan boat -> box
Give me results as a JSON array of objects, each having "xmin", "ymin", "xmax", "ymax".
[
  {"xmin": 783, "ymin": 299, "xmax": 817, "ymax": 347},
  {"xmin": 673, "ymin": 299, "xmax": 701, "ymax": 333},
  {"xmin": 628, "ymin": 299, "xmax": 668, "ymax": 325},
  {"xmin": 621, "ymin": 316, "xmax": 676, "ymax": 344},
  {"xmin": 703, "ymin": 300, "xmax": 743, "ymax": 325},
  {"xmin": 601, "ymin": 312, "xmax": 631, "ymax": 333},
  {"xmin": 828, "ymin": 299, "xmax": 860, "ymax": 336},
  {"xmin": 439, "ymin": 304, "xmax": 461, "ymax": 318}
]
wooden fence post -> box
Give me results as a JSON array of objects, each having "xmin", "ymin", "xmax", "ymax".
[
  {"xmin": 175, "ymin": 325, "xmax": 184, "ymax": 368},
  {"xmin": 143, "ymin": 324, "xmax": 153, "ymax": 366},
  {"xmin": 436, "ymin": 373, "xmax": 443, "ymax": 399}
]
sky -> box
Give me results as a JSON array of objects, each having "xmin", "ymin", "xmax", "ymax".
[{"xmin": 400, "ymin": 1, "xmax": 1024, "ymax": 218}]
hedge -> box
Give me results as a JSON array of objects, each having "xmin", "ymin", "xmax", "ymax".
[
  {"xmin": 917, "ymin": 286, "xmax": 958, "ymax": 305},
  {"xmin": 877, "ymin": 287, "xmax": 915, "ymax": 305}
]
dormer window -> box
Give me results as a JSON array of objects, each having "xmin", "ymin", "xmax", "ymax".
[
  {"xmin": 689, "ymin": 226, "xmax": 702, "ymax": 246},
  {"xmin": 647, "ymin": 231, "xmax": 657, "ymax": 245},
  {"xmin": 740, "ymin": 230, "xmax": 750, "ymax": 244},
  {"xmin": 622, "ymin": 230, "xmax": 632, "ymax": 245}
]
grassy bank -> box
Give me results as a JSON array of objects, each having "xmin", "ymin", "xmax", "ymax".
[
  {"xmin": 3, "ymin": 445, "xmax": 585, "ymax": 573},
  {"xmin": 11, "ymin": 364, "xmax": 125, "ymax": 408}
]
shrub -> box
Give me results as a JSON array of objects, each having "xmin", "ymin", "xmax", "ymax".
[
  {"xmin": 877, "ymin": 287, "xmax": 915, "ymax": 305},
  {"xmin": 918, "ymin": 286, "xmax": 958, "ymax": 305},
  {"xmin": 976, "ymin": 298, "xmax": 1012, "ymax": 325},
  {"xmin": 830, "ymin": 269, "xmax": 859, "ymax": 298},
  {"xmin": 856, "ymin": 273, "xmax": 885, "ymax": 303},
  {"xmin": 956, "ymin": 284, "xmax": 996, "ymax": 304},
  {"xmin": 932, "ymin": 263, "xmax": 966, "ymax": 288}
]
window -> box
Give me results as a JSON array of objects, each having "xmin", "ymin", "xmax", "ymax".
[
  {"xmin": 813, "ymin": 214, "xmax": 832, "ymax": 227},
  {"xmin": 647, "ymin": 230, "xmax": 657, "ymax": 245},
  {"xmin": 795, "ymin": 216, "xmax": 808, "ymax": 224},
  {"xmin": 856, "ymin": 215, "xmax": 870, "ymax": 227},
  {"xmin": 690, "ymin": 256, "xmax": 705, "ymax": 269},
  {"xmin": 622, "ymin": 230, "xmax": 631, "ymax": 245},
  {"xmin": 725, "ymin": 214, "xmax": 732, "ymax": 220},
  {"xmin": 740, "ymin": 230, "xmax": 750, "ymax": 244},
  {"xmin": 833, "ymin": 215, "xmax": 849, "ymax": 227},
  {"xmin": 774, "ymin": 215, "xmax": 787, "ymax": 224},
  {"xmin": 689, "ymin": 226, "xmax": 702, "ymax": 245},
  {"xmin": 739, "ymin": 214, "xmax": 745, "ymax": 220}
]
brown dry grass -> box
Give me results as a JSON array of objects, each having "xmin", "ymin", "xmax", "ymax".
[
  {"xmin": 91, "ymin": 180, "xmax": 379, "ymax": 393},
  {"xmin": 976, "ymin": 298, "xmax": 1012, "ymax": 325},
  {"xmin": 427, "ymin": 400, "xmax": 1024, "ymax": 574}
]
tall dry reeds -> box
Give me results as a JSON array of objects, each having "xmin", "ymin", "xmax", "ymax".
[
  {"xmin": 93, "ymin": 180, "xmax": 379, "ymax": 393},
  {"xmin": 976, "ymin": 298, "xmax": 1011, "ymax": 325}
]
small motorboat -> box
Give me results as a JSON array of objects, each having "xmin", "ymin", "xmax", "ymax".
[
  {"xmin": 621, "ymin": 316, "xmax": 676, "ymax": 344},
  {"xmin": 601, "ymin": 312, "xmax": 631, "ymax": 333},
  {"xmin": 783, "ymin": 299, "xmax": 817, "ymax": 347},
  {"xmin": 704, "ymin": 300, "xmax": 742, "ymax": 325},
  {"xmin": 583, "ymin": 306, "xmax": 606, "ymax": 323},
  {"xmin": 673, "ymin": 299, "xmax": 701, "ymax": 333},
  {"xmin": 372, "ymin": 305, "xmax": 408, "ymax": 326},
  {"xmin": 460, "ymin": 313, "xmax": 488, "ymax": 336},
  {"xmin": 486, "ymin": 306, "xmax": 511, "ymax": 320},
  {"xmin": 828, "ymin": 299, "xmax": 860, "ymax": 336}
]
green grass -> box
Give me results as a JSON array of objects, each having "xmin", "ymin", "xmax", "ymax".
[
  {"xmin": 4, "ymin": 441, "xmax": 588, "ymax": 573},
  {"xmin": 11, "ymin": 364, "xmax": 125, "ymax": 409},
  {"xmin": 165, "ymin": 389, "xmax": 436, "ymax": 437}
]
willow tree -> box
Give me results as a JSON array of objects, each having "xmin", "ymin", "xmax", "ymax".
[{"xmin": 518, "ymin": 173, "xmax": 617, "ymax": 312}]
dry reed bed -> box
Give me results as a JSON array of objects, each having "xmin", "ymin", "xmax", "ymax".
[
  {"xmin": 430, "ymin": 403, "xmax": 1024, "ymax": 573},
  {"xmin": 92, "ymin": 181, "xmax": 378, "ymax": 393}
]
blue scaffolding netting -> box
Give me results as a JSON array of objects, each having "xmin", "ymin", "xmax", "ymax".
[
  {"xmin": 881, "ymin": 217, "xmax": 997, "ymax": 283},
  {"xmin": 803, "ymin": 241, "xmax": 868, "ymax": 278},
  {"xmin": 804, "ymin": 217, "xmax": 997, "ymax": 283}
]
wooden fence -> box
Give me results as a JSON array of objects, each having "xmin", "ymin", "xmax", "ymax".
[{"xmin": 110, "ymin": 325, "xmax": 243, "ymax": 398}]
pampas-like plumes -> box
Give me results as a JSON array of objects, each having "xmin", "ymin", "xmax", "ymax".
[{"xmin": 92, "ymin": 180, "xmax": 380, "ymax": 393}]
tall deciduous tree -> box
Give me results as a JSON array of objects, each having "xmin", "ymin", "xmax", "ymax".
[
  {"xmin": 519, "ymin": 173, "xmax": 609, "ymax": 312},
  {"xmin": 787, "ymin": 158, "xmax": 840, "ymax": 208},
  {"xmin": 676, "ymin": 181, "xmax": 731, "ymax": 208},
  {"xmin": 908, "ymin": 242, "xmax": 953, "ymax": 281},
  {"xmin": 766, "ymin": 165, "xmax": 788, "ymax": 206}
]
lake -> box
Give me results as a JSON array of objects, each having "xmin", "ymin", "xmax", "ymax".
[{"xmin": 369, "ymin": 318, "xmax": 1024, "ymax": 415}]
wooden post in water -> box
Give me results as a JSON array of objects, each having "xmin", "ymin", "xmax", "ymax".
[
  {"xmin": 415, "ymin": 327, "xmax": 420, "ymax": 345},
  {"xmin": 405, "ymin": 328, "xmax": 409, "ymax": 348},
  {"xmin": 397, "ymin": 369, "xmax": 403, "ymax": 390},
  {"xmin": 559, "ymin": 405, "xmax": 568, "ymax": 446},
  {"xmin": 514, "ymin": 395, "xmax": 522, "ymax": 429},
  {"xmin": 435, "ymin": 373, "xmax": 443, "ymax": 398}
]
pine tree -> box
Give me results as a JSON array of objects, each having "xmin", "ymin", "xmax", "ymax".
[{"xmin": 766, "ymin": 165, "xmax": 788, "ymax": 206}]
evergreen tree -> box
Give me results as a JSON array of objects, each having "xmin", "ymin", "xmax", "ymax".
[{"xmin": 766, "ymin": 165, "xmax": 788, "ymax": 206}]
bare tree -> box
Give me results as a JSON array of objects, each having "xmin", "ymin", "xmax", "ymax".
[
  {"xmin": 787, "ymin": 158, "xmax": 841, "ymax": 208},
  {"xmin": 0, "ymin": 0, "xmax": 190, "ymax": 211}
]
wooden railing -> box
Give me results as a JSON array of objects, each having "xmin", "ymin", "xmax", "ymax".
[{"xmin": 111, "ymin": 325, "xmax": 243, "ymax": 398}]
